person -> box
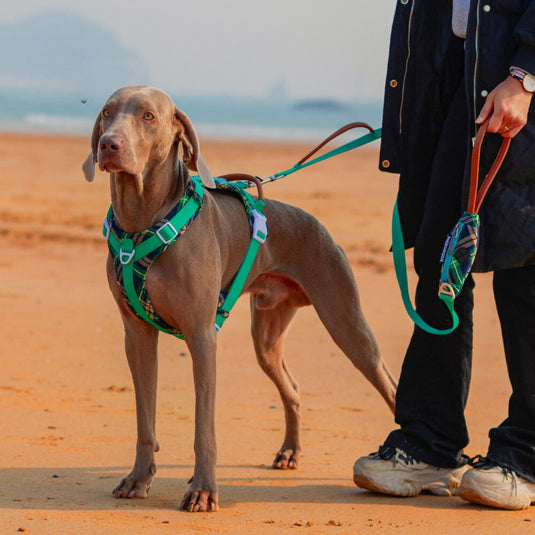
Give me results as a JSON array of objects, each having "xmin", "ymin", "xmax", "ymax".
[{"xmin": 353, "ymin": 0, "xmax": 535, "ymax": 510}]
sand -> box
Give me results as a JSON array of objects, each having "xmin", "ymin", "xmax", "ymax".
[{"xmin": 0, "ymin": 131, "xmax": 533, "ymax": 534}]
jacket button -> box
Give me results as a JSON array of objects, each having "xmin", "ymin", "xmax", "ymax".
[
  {"xmin": 401, "ymin": 0, "xmax": 409, "ymax": 4},
  {"xmin": 382, "ymin": 160, "xmax": 391, "ymax": 169},
  {"xmin": 481, "ymin": 89, "xmax": 489, "ymax": 97},
  {"xmin": 390, "ymin": 79, "xmax": 398, "ymax": 88},
  {"xmin": 483, "ymin": 4, "xmax": 491, "ymax": 12}
]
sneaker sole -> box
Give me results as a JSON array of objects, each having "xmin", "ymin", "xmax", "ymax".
[
  {"xmin": 459, "ymin": 485, "xmax": 532, "ymax": 510},
  {"xmin": 353, "ymin": 467, "xmax": 463, "ymax": 497}
]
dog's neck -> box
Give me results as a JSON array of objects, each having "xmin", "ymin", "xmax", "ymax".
[{"xmin": 109, "ymin": 145, "xmax": 189, "ymax": 233}]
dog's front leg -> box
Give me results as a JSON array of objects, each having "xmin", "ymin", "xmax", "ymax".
[
  {"xmin": 179, "ymin": 330, "xmax": 219, "ymax": 512},
  {"xmin": 113, "ymin": 322, "xmax": 160, "ymax": 499}
]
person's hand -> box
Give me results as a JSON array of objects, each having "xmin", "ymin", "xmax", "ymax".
[{"xmin": 476, "ymin": 76, "xmax": 533, "ymax": 138}]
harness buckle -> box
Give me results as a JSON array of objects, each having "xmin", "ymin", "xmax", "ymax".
[
  {"xmin": 251, "ymin": 209, "xmax": 268, "ymax": 244},
  {"xmin": 156, "ymin": 221, "xmax": 179, "ymax": 244},
  {"xmin": 103, "ymin": 217, "xmax": 111, "ymax": 241}
]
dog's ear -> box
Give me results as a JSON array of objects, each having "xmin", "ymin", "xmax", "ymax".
[
  {"xmin": 174, "ymin": 107, "xmax": 216, "ymax": 189},
  {"xmin": 82, "ymin": 112, "xmax": 102, "ymax": 182}
]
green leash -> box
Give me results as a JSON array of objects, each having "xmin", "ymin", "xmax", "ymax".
[
  {"xmin": 258, "ymin": 122, "xmax": 459, "ymax": 336},
  {"xmin": 261, "ymin": 124, "xmax": 382, "ymax": 185},
  {"xmin": 392, "ymin": 198, "xmax": 459, "ymax": 335}
]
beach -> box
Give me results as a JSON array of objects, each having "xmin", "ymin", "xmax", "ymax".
[{"xmin": 0, "ymin": 131, "xmax": 532, "ymax": 534}]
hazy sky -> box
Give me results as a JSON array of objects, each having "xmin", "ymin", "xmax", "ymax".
[{"xmin": 0, "ymin": 1, "xmax": 395, "ymax": 101}]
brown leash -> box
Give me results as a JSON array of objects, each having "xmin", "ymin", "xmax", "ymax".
[
  {"xmin": 296, "ymin": 122, "xmax": 376, "ymax": 166},
  {"xmin": 469, "ymin": 120, "xmax": 511, "ymax": 214}
]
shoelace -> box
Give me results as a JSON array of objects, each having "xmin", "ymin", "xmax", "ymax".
[{"xmin": 370, "ymin": 445, "xmax": 418, "ymax": 466}]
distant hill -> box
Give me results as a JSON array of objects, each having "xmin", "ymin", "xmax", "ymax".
[
  {"xmin": 0, "ymin": 10, "xmax": 149, "ymax": 95},
  {"xmin": 293, "ymin": 99, "xmax": 351, "ymax": 113}
]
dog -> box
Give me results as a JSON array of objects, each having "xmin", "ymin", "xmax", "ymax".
[{"xmin": 82, "ymin": 86, "xmax": 397, "ymax": 512}]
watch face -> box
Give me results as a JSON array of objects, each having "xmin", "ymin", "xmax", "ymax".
[{"xmin": 523, "ymin": 73, "xmax": 535, "ymax": 92}]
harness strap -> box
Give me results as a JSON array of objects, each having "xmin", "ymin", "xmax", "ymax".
[
  {"xmin": 121, "ymin": 239, "xmax": 167, "ymax": 332},
  {"xmin": 212, "ymin": 178, "xmax": 267, "ymax": 331},
  {"xmin": 104, "ymin": 180, "xmax": 204, "ymax": 263}
]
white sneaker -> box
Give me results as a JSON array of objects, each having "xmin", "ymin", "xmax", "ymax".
[
  {"xmin": 459, "ymin": 456, "xmax": 535, "ymax": 510},
  {"xmin": 353, "ymin": 447, "xmax": 467, "ymax": 497}
]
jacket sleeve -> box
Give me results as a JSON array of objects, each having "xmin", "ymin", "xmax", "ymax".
[{"xmin": 512, "ymin": 1, "xmax": 535, "ymax": 74}]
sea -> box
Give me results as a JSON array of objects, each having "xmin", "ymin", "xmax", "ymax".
[{"xmin": 0, "ymin": 89, "xmax": 383, "ymax": 144}]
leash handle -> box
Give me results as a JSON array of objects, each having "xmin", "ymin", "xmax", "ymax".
[
  {"xmin": 468, "ymin": 120, "xmax": 511, "ymax": 214},
  {"xmin": 296, "ymin": 122, "xmax": 376, "ymax": 166}
]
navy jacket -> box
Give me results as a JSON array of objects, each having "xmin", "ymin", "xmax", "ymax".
[{"xmin": 380, "ymin": 0, "xmax": 535, "ymax": 271}]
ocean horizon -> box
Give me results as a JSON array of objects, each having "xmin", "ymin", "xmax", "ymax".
[{"xmin": 0, "ymin": 89, "xmax": 383, "ymax": 143}]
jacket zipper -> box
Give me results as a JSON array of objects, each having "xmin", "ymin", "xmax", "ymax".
[
  {"xmin": 399, "ymin": 0, "xmax": 416, "ymax": 134},
  {"xmin": 472, "ymin": 0, "xmax": 481, "ymax": 138}
]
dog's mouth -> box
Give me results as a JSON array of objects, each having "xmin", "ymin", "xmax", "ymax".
[
  {"xmin": 100, "ymin": 161, "xmax": 123, "ymax": 173},
  {"xmin": 98, "ymin": 153, "xmax": 136, "ymax": 175}
]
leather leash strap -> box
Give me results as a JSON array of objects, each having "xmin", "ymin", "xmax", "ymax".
[
  {"xmin": 295, "ymin": 122, "xmax": 376, "ymax": 166},
  {"xmin": 469, "ymin": 120, "xmax": 511, "ymax": 214}
]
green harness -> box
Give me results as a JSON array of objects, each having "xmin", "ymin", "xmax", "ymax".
[{"xmin": 103, "ymin": 176, "xmax": 267, "ymax": 339}]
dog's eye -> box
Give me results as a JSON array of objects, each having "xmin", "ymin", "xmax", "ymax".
[
  {"xmin": 103, "ymin": 109, "xmax": 111, "ymax": 118},
  {"xmin": 144, "ymin": 112, "xmax": 155, "ymax": 121}
]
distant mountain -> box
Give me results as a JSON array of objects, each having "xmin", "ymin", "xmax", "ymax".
[
  {"xmin": 0, "ymin": 10, "xmax": 149, "ymax": 95},
  {"xmin": 293, "ymin": 99, "xmax": 351, "ymax": 113}
]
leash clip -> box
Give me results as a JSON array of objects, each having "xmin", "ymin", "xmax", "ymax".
[{"xmin": 438, "ymin": 282, "xmax": 455, "ymax": 300}]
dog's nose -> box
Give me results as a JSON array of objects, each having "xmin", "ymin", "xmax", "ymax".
[{"xmin": 99, "ymin": 134, "xmax": 123, "ymax": 153}]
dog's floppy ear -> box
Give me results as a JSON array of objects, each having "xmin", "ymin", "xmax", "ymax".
[
  {"xmin": 82, "ymin": 112, "xmax": 102, "ymax": 182},
  {"xmin": 174, "ymin": 107, "xmax": 216, "ymax": 189}
]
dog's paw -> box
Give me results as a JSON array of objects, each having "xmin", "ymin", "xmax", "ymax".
[
  {"xmin": 113, "ymin": 475, "xmax": 152, "ymax": 499},
  {"xmin": 179, "ymin": 480, "xmax": 218, "ymax": 512},
  {"xmin": 273, "ymin": 448, "xmax": 300, "ymax": 470}
]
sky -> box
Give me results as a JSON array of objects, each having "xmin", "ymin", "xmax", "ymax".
[{"xmin": 0, "ymin": 1, "xmax": 395, "ymax": 102}]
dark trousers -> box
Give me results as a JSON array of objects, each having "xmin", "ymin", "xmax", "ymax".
[{"xmin": 384, "ymin": 82, "xmax": 535, "ymax": 482}]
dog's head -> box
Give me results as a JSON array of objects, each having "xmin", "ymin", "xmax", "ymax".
[{"xmin": 82, "ymin": 86, "xmax": 215, "ymax": 188}]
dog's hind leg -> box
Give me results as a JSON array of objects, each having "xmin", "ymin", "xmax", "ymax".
[
  {"xmin": 250, "ymin": 278, "xmax": 307, "ymax": 469},
  {"xmin": 302, "ymin": 247, "xmax": 397, "ymax": 413}
]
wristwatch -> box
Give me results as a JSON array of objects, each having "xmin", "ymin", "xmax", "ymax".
[{"xmin": 509, "ymin": 67, "xmax": 535, "ymax": 93}]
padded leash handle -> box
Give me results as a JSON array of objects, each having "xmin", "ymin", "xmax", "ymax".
[{"xmin": 468, "ymin": 120, "xmax": 511, "ymax": 214}]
